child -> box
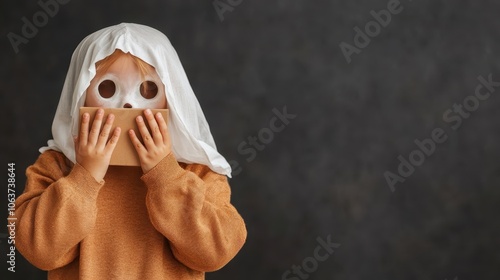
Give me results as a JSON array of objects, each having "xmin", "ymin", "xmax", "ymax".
[{"xmin": 15, "ymin": 23, "xmax": 247, "ymax": 280}]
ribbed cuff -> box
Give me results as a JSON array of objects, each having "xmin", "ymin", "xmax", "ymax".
[
  {"xmin": 141, "ymin": 153, "xmax": 186, "ymax": 189},
  {"xmin": 64, "ymin": 163, "xmax": 105, "ymax": 199}
]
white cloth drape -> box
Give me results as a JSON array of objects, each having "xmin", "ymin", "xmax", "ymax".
[{"xmin": 40, "ymin": 23, "xmax": 232, "ymax": 177}]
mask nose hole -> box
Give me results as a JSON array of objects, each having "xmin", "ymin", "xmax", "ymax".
[{"xmin": 123, "ymin": 103, "xmax": 132, "ymax": 108}]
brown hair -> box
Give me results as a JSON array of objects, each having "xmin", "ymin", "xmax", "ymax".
[
  {"xmin": 95, "ymin": 49, "xmax": 153, "ymax": 79},
  {"xmin": 95, "ymin": 49, "xmax": 159, "ymax": 94}
]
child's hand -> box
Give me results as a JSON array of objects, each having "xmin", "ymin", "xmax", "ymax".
[
  {"xmin": 129, "ymin": 109, "xmax": 172, "ymax": 173},
  {"xmin": 75, "ymin": 109, "xmax": 121, "ymax": 182}
]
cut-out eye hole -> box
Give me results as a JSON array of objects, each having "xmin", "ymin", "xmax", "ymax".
[
  {"xmin": 140, "ymin": 81, "xmax": 158, "ymax": 99},
  {"xmin": 98, "ymin": 80, "xmax": 116, "ymax": 98}
]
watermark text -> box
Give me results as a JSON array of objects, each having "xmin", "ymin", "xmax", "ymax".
[{"xmin": 7, "ymin": 163, "xmax": 17, "ymax": 273}]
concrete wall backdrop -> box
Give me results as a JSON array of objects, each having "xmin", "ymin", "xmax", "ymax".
[{"xmin": 2, "ymin": 0, "xmax": 500, "ymax": 279}]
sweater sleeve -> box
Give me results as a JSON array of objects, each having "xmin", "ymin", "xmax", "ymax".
[
  {"xmin": 15, "ymin": 151, "xmax": 104, "ymax": 271},
  {"xmin": 141, "ymin": 153, "xmax": 247, "ymax": 272}
]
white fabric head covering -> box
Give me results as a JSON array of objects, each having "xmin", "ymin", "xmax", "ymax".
[{"xmin": 40, "ymin": 23, "xmax": 232, "ymax": 177}]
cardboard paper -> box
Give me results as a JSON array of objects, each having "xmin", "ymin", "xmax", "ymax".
[{"xmin": 79, "ymin": 107, "xmax": 169, "ymax": 166}]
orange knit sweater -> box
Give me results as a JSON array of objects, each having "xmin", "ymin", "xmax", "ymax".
[{"xmin": 15, "ymin": 150, "xmax": 246, "ymax": 279}]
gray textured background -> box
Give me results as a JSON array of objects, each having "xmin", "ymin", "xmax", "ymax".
[{"xmin": 2, "ymin": 0, "xmax": 500, "ymax": 279}]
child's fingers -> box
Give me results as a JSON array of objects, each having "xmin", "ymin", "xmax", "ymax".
[
  {"xmin": 88, "ymin": 109, "xmax": 105, "ymax": 145},
  {"xmin": 104, "ymin": 127, "xmax": 121, "ymax": 154},
  {"xmin": 79, "ymin": 112, "xmax": 90, "ymax": 146},
  {"xmin": 96, "ymin": 114, "xmax": 115, "ymax": 150},
  {"xmin": 155, "ymin": 112, "xmax": 170, "ymax": 145},
  {"xmin": 136, "ymin": 115, "xmax": 154, "ymax": 150},
  {"xmin": 129, "ymin": 129, "xmax": 147, "ymax": 155},
  {"xmin": 144, "ymin": 109, "xmax": 162, "ymax": 145}
]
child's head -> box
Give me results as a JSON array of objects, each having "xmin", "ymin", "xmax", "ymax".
[
  {"xmin": 42, "ymin": 23, "xmax": 232, "ymax": 176},
  {"xmin": 85, "ymin": 49, "xmax": 167, "ymax": 109}
]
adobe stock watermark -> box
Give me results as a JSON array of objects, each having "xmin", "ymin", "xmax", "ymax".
[
  {"xmin": 213, "ymin": 0, "xmax": 244, "ymax": 22},
  {"xmin": 339, "ymin": 0, "xmax": 413, "ymax": 64},
  {"xmin": 229, "ymin": 106, "xmax": 296, "ymax": 177},
  {"xmin": 7, "ymin": 0, "xmax": 71, "ymax": 54},
  {"xmin": 385, "ymin": 74, "xmax": 500, "ymax": 192},
  {"xmin": 281, "ymin": 235, "xmax": 340, "ymax": 280}
]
